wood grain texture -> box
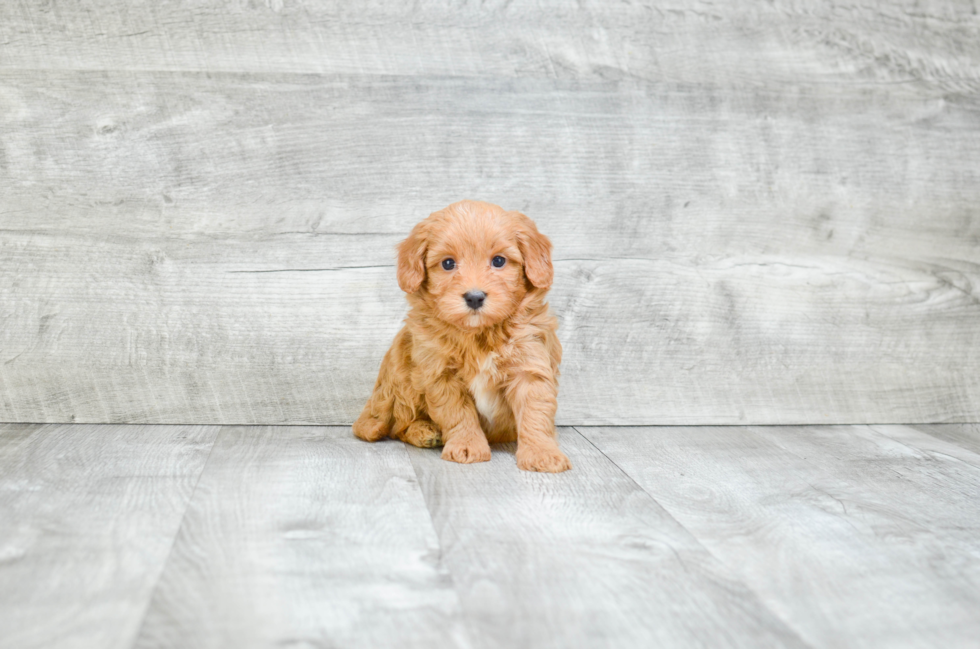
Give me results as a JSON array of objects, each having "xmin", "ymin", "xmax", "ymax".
[
  {"xmin": 582, "ymin": 425, "xmax": 980, "ymax": 649},
  {"xmin": 2, "ymin": 2, "xmax": 979, "ymax": 425},
  {"xmin": 3, "ymin": 423, "xmax": 980, "ymax": 647},
  {"xmin": 0, "ymin": 423, "xmax": 217, "ymax": 649},
  {"xmin": 2, "ymin": 1, "xmax": 979, "ymax": 91},
  {"xmin": 406, "ymin": 428, "xmax": 808, "ymax": 649},
  {"xmin": 912, "ymin": 423, "xmax": 980, "ymax": 458},
  {"xmin": 132, "ymin": 426, "xmax": 471, "ymax": 649}
]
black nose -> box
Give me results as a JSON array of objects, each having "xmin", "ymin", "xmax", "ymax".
[{"xmin": 464, "ymin": 290, "xmax": 486, "ymax": 310}]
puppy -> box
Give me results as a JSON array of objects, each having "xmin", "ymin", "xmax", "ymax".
[{"xmin": 353, "ymin": 200, "xmax": 570, "ymax": 473}]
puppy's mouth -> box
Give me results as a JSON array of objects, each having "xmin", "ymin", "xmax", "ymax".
[
  {"xmin": 463, "ymin": 311, "xmax": 487, "ymax": 328},
  {"xmin": 452, "ymin": 306, "xmax": 499, "ymax": 331}
]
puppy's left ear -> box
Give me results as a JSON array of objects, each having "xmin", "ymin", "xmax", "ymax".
[
  {"xmin": 397, "ymin": 221, "xmax": 428, "ymax": 293},
  {"xmin": 513, "ymin": 212, "xmax": 554, "ymax": 290}
]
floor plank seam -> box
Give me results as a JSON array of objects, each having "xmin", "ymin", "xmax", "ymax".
[
  {"xmin": 124, "ymin": 425, "xmax": 222, "ymax": 649},
  {"xmin": 570, "ymin": 426, "xmax": 818, "ymax": 649},
  {"xmin": 571, "ymin": 426, "xmax": 740, "ymax": 546},
  {"xmin": 400, "ymin": 442, "xmax": 479, "ymax": 649}
]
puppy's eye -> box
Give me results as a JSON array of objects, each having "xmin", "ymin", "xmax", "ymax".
[
  {"xmin": 442, "ymin": 258, "xmax": 456, "ymax": 271},
  {"xmin": 491, "ymin": 256, "xmax": 506, "ymax": 268}
]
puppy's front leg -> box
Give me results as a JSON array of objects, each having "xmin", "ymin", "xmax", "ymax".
[
  {"xmin": 425, "ymin": 381, "xmax": 491, "ymax": 464},
  {"xmin": 507, "ymin": 376, "xmax": 571, "ymax": 473}
]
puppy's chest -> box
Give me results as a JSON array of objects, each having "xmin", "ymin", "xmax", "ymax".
[{"xmin": 466, "ymin": 352, "xmax": 506, "ymax": 425}]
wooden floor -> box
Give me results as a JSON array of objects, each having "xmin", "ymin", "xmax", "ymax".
[{"xmin": 1, "ymin": 423, "xmax": 978, "ymax": 649}]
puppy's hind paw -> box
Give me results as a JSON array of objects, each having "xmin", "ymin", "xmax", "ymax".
[
  {"xmin": 441, "ymin": 436, "xmax": 491, "ymax": 464},
  {"xmin": 353, "ymin": 413, "xmax": 389, "ymax": 442},
  {"xmin": 516, "ymin": 447, "xmax": 572, "ymax": 473},
  {"xmin": 401, "ymin": 420, "xmax": 443, "ymax": 448}
]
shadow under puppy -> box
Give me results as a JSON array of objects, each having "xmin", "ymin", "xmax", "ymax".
[{"xmin": 353, "ymin": 200, "xmax": 570, "ymax": 473}]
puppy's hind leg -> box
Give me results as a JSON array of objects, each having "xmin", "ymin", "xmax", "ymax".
[
  {"xmin": 353, "ymin": 350, "xmax": 396, "ymax": 443},
  {"xmin": 353, "ymin": 407, "xmax": 391, "ymax": 442}
]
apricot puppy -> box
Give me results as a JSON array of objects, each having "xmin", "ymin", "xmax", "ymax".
[{"xmin": 353, "ymin": 200, "xmax": 570, "ymax": 473}]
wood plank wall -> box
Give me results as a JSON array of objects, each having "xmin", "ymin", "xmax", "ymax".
[{"xmin": 1, "ymin": 1, "xmax": 978, "ymax": 425}]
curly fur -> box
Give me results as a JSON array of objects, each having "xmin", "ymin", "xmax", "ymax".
[{"xmin": 353, "ymin": 200, "xmax": 570, "ymax": 472}]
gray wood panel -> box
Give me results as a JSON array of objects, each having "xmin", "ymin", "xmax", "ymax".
[
  {"xmin": 2, "ymin": 2, "xmax": 979, "ymax": 425},
  {"xmin": 132, "ymin": 426, "xmax": 471, "ymax": 649},
  {"xmin": 2, "ymin": 0, "xmax": 979, "ymax": 88},
  {"xmin": 582, "ymin": 425, "xmax": 980, "ymax": 649},
  {"xmin": 0, "ymin": 423, "xmax": 217, "ymax": 649},
  {"xmin": 406, "ymin": 428, "xmax": 808, "ymax": 649},
  {"xmin": 3, "ymin": 227, "xmax": 977, "ymax": 426}
]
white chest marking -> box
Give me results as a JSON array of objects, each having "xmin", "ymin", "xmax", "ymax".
[{"xmin": 469, "ymin": 354, "xmax": 503, "ymax": 426}]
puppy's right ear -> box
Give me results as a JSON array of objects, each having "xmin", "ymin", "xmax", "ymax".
[{"xmin": 397, "ymin": 221, "xmax": 428, "ymax": 293}]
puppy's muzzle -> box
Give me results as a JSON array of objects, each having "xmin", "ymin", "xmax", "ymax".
[{"xmin": 464, "ymin": 290, "xmax": 486, "ymax": 311}]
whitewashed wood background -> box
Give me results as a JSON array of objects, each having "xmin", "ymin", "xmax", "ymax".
[{"xmin": 1, "ymin": 1, "xmax": 978, "ymax": 425}]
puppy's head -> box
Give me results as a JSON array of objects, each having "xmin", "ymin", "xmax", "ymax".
[{"xmin": 397, "ymin": 200, "xmax": 553, "ymax": 330}]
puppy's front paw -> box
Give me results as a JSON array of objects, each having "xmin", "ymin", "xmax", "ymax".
[
  {"xmin": 516, "ymin": 447, "xmax": 572, "ymax": 473},
  {"xmin": 441, "ymin": 435, "xmax": 491, "ymax": 464}
]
